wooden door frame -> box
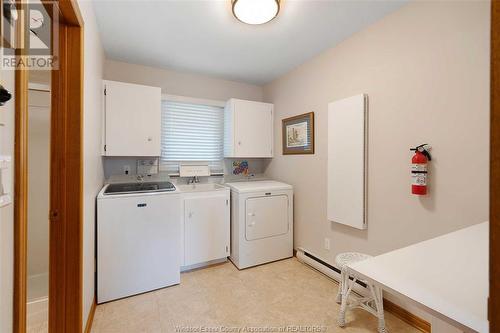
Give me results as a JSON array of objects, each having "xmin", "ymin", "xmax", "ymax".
[
  {"xmin": 13, "ymin": 1, "xmax": 83, "ymax": 332},
  {"xmin": 491, "ymin": 2, "xmax": 499, "ymax": 332},
  {"xmin": 13, "ymin": 1, "xmax": 29, "ymax": 331}
]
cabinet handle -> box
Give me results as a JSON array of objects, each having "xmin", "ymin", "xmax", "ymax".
[
  {"xmin": 238, "ymin": 141, "xmax": 242, "ymax": 146},
  {"xmin": 188, "ymin": 212, "xmax": 193, "ymax": 218},
  {"xmin": 147, "ymin": 137, "xmax": 152, "ymax": 142}
]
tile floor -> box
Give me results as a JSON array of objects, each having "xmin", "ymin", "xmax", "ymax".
[
  {"xmin": 91, "ymin": 258, "xmax": 420, "ymax": 333},
  {"xmin": 27, "ymin": 298, "xmax": 48, "ymax": 333}
]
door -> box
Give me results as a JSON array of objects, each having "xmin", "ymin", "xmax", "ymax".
[
  {"xmin": 104, "ymin": 80, "xmax": 161, "ymax": 156},
  {"xmin": 97, "ymin": 194, "xmax": 181, "ymax": 303},
  {"xmin": 245, "ymin": 195, "xmax": 289, "ymax": 241},
  {"xmin": 184, "ymin": 195, "xmax": 229, "ymax": 266},
  {"xmin": 234, "ymin": 100, "xmax": 273, "ymax": 157}
]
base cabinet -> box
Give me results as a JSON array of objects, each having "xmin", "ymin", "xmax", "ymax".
[{"xmin": 183, "ymin": 190, "xmax": 230, "ymax": 267}]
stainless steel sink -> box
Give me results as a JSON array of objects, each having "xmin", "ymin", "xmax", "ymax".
[{"xmin": 177, "ymin": 183, "xmax": 226, "ymax": 193}]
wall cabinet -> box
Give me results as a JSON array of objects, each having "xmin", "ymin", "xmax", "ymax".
[
  {"xmin": 102, "ymin": 80, "xmax": 161, "ymax": 156},
  {"xmin": 224, "ymin": 98, "xmax": 274, "ymax": 158},
  {"xmin": 183, "ymin": 190, "xmax": 230, "ymax": 267}
]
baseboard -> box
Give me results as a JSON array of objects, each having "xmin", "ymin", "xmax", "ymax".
[
  {"xmin": 84, "ymin": 298, "xmax": 97, "ymax": 333},
  {"xmin": 384, "ymin": 296, "xmax": 431, "ymax": 332}
]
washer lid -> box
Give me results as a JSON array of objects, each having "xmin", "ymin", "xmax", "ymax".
[{"xmin": 224, "ymin": 180, "xmax": 292, "ymax": 193}]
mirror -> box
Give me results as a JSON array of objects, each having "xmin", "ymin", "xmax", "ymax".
[{"xmin": 26, "ymin": 70, "xmax": 51, "ymax": 332}]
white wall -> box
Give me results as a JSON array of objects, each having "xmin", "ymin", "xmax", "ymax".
[
  {"xmin": 264, "ymin": 1, "xmax": 489, "ymax": 261},
  {"xmin": 0, "ymin": 65, "xmax": 15, "ymax": 333},
  {"xmin": 104, "ymin": 59, "xmax": 264, "ymax": 102},
  {"xmin": 79, "ymin": 0, "xmax": 106, "ymax": 330}
]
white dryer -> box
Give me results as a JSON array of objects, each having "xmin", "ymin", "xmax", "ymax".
[{"xmin": 225, "ymin": 181, "xmax": 293, "ymax": 269}]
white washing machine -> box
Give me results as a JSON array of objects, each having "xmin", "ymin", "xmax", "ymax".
[
  {"xmin": 225, "ymin": 180, "xmax": 293, "ymax": 269},
  {"xmin": 97, "ymin": 181, "xmax": 181, "ymax": 303}
]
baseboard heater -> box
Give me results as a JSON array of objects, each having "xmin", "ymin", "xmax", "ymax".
[{"xmin": 295, "ymin": 247, "xmax": 368, "ymax": 295}]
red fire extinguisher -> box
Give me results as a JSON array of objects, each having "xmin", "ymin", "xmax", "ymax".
[{"xmin": 410, "ymin": 144, "xmax": 431, "ymax": 195}]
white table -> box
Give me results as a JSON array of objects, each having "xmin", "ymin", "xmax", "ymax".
[{"xmin": 349, "ymin": 222, "xmax": 489, "ymax": 333}]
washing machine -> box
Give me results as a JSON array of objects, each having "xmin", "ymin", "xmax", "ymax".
[{"xmin": 225, "ymin": 180, "xmax": 293, "ymax": 269}]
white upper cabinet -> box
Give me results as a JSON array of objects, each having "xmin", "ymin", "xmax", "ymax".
[
  {"xmin": 224, "ymin": 99, "xmax": 274, "ymax": 158},
  {"xmin": 102, "ymin": 80, "xmax": 161, "ymax": 156}
]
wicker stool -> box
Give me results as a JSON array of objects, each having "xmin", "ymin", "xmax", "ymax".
[{"xmin": 335, "ymin": 252, "xmax": 387, "ymax": 333}]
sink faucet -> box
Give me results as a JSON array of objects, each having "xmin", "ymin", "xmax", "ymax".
[{"xmin": 188, "ymin": 176, "xmax": 200, "ymax": 184}]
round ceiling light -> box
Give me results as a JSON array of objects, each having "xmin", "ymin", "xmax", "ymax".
[{"xmin": 232, "ymin": 0, "xmax": 280, "ymax": 25}]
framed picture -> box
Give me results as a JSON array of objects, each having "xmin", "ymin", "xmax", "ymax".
[{"xmin": 282, "ymin": 112, "xmax": 314, "ymax": 155}]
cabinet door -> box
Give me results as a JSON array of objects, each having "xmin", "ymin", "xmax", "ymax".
[
  {"xmin": 234, "ymin": 100, "xmax": 273, "ymax": 157},
  {"xmin": 184, "ymin": 194, "xmax": 229, "ymax": 266},
  {"xmin": 104, "ymin": 80, "xmax": 161, "ymax": 156},
  {"xmin": 245, "ymin": 195, "xmax": 289, "ymax": 241}
]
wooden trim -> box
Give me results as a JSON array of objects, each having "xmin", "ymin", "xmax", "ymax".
[
  {"xmin": 65, "ymin": 23, "xmax": 84, "ymax": 330},
  {"xmin": 13, "ymin": 2, "xmax": 29, "ymax": 332},
  {"xmin": 58, "ymin": 0, "xmax": 83, "ymax": 26},
  {"xmin": 490, "ymin": 1, "xmax": 500, "ymax": 332},
  {"xmin": 384, "ymin": 299, "xmax": 431, "ymax": 333},
  {"xmin": 13, "ymin": 56, "xmax": 28, "ymax": 333},
  {"xmin": 84, "ymin": 298, "xmax": 97, "ymax": 333},
  {"xmin": 43, "ymin": 0, "xmax": 83, "ymax": 27}
]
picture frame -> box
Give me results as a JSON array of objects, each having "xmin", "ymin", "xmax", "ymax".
[{"xmin": 282, "ymin": 112, "xmax": 315, "ymax": 155}]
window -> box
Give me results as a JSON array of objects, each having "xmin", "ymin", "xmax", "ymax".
[{"xmin": 160, "ymin": 99, "xmax": 224, "ymax": 175}]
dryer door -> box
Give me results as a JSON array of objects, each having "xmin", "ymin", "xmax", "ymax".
[{"xmin": 245, "ymin": 195, "xmax": 289, "ymax": 241}]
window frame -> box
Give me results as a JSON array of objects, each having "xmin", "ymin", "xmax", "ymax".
[{"xmin": 160, "ymin": 94, "xmax": 226, "ymax": 176}]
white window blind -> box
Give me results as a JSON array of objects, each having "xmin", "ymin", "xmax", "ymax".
[{"xmin": 161, "ymin": 100, "xmax": 224, "ymax": 175}]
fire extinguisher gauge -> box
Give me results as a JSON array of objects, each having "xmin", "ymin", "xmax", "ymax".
[{"xmin": 410, "ymin": 144, "xmax": 432, "ymax": 161}]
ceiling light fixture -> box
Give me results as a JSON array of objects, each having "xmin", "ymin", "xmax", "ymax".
[{"xmin": 232, "ymin": 0, "xmax": 280, "ymax": 25}]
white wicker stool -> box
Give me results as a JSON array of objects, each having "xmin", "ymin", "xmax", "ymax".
[{"xmin": 335, "ymin": 252, "xmax": 387, "ymax": 333}]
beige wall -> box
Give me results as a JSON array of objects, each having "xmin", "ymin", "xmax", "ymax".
[
  {"xmin": 80, "ymin": 0, "xmax": 106, "ymax": 330},
  {"xmin": 0, "ymin": 65, "xmax": 15, "ymax": 333},
  {"xmin": 104, "ymin": 59, "xmax": 264, "ymax": 102},
  {"xmin": 263, "ymin": 0, "xmax": 490, "ymax": 263}
]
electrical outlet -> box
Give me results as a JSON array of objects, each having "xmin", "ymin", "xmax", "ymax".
[
  {"xmin": 137, "ymin": 158, "xmax": 159, "ymax": 175},
  {"xmin": 123, "ymin": 165, "xmax": 131, "ymax": 175},
  {"xmin": 324, "ymin": 238, "xmax": 330, "ymax": 250}
]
